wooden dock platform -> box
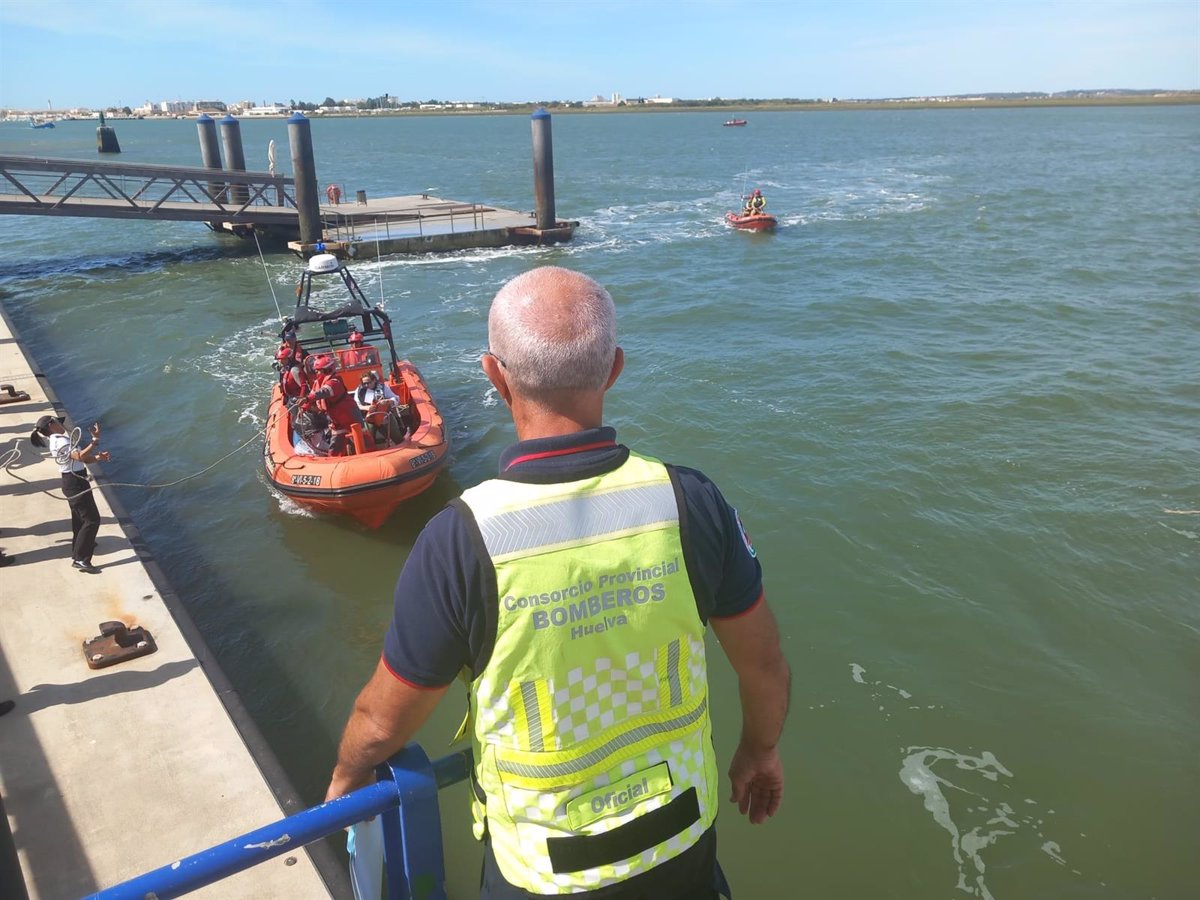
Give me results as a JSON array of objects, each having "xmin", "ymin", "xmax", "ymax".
[
  {"xmin": 291, "ymin": 192, "xmax": 577, "ymax": 258},
  {"xmin": 0, "ymin": 310, "xmax": 343, "ymax": 898}
]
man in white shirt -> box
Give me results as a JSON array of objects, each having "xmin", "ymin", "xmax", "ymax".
[
  {"xmin": 33, "ymin": 415, "xmax": 111, "ymax": 573},
  {"xmin": 355, "ymin": 371, "xmax": 407, "ymax": 445}
]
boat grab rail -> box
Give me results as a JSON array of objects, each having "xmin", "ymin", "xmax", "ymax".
[{"xmin": 84, "ymin": 744, "xmax": 473, "ymax": 900}]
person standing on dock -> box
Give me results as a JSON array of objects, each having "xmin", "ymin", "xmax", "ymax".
[
  {"xmin": 31, "ymin": 415, "xmax": 110, "ymax": 574},
  {"xmin": 326, "ymin": 266, "xmax": 790, "ymax": 899}
]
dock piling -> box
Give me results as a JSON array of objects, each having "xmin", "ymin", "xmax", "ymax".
[
  {"xmin": 196, "ymin": 114, "xmax": 225, "ymax": 202},
  {"xmin": 287, "ymin": 113, "xmax": 322, "ymax": 249},
  {"xmin": 96, "ymin": 110, "xmax": 121, "ymax": 154},
  {"xmin": 531, "ymin": 108, "xmax": 557, "ymax": 230},
  {"xmin": 219, "ymin": 115, "xmax": 248, "ymax": 206}
]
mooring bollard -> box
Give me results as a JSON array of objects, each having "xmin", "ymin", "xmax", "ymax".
[
  {"xmin": 288, "ymin": 112, "xmax": 322, "ymax": 248},
  {"xmin": 531, "ymin": 107, "xmax": 557, "ymax": 231}
]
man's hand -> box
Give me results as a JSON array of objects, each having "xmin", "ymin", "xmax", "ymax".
[
  {"xmin": 711, "ymin": 594, "xmax": 791, "ymax": 826},
  {"xmin": 96, "ymin": 450, "xmax": 112, "ymax": 462},
  {"xmin": 728, "ymin": 739, "xmax": 783, "ymax": 824},
  {"xmin": 324, "ymin": 659, "xmax": 449, "ymax": 807},
  {"xmin": 324, "ymin": 768, "xmax": 376, "ymax": 804}
]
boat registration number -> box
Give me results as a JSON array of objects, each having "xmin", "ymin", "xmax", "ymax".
[
  {"xmin": 409, "ymin": 450, "xmax": 436, "ymax": 470},
  {"xmin": 291, "ymin": 474, "xmax": 322, "ymax": 486}
]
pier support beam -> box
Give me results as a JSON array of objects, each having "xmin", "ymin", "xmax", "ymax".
[
  {"xmin": 196, "ymin": 114, "xmax": 225, "ymax": 202},
  {"xmin": 219, "ymin": 115, "xmax": 248, "ymax": 206},
  {"xmin": 287, "ymin": 113, "xmax": 322, "ymax": 249},
  {"xmin": 531, "ymin": 107, "xmax": 557, "ymax": 230}
]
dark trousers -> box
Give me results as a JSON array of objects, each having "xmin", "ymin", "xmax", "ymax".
[{"xmin": 61, "ymin": 472, "xmax": 99, "ymax": 564}]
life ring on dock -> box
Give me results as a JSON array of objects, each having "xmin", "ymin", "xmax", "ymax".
[{"xmin": 326, "ymin": 184, "xmax": 342, "ymax": 205}]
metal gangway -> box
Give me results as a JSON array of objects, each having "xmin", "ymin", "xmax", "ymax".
[
  {"xmin": 84, "ymin": 744, "xmax": 472, "ymax": 900},
  {"xmin": 0, "ymin": 155, "xmax": 298, "ymax": 226}
]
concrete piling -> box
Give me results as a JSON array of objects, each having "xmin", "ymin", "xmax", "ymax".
[
  {"xmin": 219, "ymin": 115, "xmax": 248, "ymax": 206},
  {"xmin": 196, "ymin": 114, "xmax": 225, "ymax": 202},
  {"xmin": 531, "ymin": 107, "xmax": 556, "ymax": 230},
  {"xmin": 96, "ymin": 110, "xmax": 121, "ymax": 154},
  {"xmin": 287, "ymin": 113, "xmax": 322, "ymax": 248}
]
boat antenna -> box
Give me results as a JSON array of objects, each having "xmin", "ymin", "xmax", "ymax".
[
  {"xmin": 375, "ymin": 226, "xmax": 385, "ymax": 307},
  {"xmin": 253, "ymin": 228, "xmax": 285, "ymax": 322}
]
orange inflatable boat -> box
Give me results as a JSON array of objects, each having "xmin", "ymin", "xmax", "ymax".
[{"xmin": 262, "ymin": 254, "xmax": 449, "ymax": 528}]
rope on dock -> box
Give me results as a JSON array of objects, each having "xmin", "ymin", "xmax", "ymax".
[{"xmin": 4, "ymin": 422, "xmax": 268, "ymax": 502}]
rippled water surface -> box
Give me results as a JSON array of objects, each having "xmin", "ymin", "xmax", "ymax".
[{"xmin": 1, "ymin": 107, "xmax": 1197, "ymax": 899}]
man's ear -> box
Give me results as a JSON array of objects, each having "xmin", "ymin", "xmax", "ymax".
[
  {"xmin": 482, "ymin": 352, "xmax": 513, "ymax": 407},
  {"xmin": 604, "ymin": 347, "xmax": 625, "ymax": 391}
]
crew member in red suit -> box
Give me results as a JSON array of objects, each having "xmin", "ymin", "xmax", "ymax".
[
  {"xmin": 305, "ymin": 354, "xmax": 366, "ymax": 455},
  {"xmin": 343, "ymin": 331, "xmax": 379, "ymax": 367},
  {"xmin": 276, "ymin": 346, "xmax": 308, "ymax": 399}
]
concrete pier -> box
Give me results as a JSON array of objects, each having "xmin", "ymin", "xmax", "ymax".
[{"xmin": 0, "ymin": 311, "xmax": 340, "ymax": 897}]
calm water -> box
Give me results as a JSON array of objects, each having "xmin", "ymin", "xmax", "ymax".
[{"xmin": 1, "ymin": 107, "xmax": 1197, "ymax": 899}]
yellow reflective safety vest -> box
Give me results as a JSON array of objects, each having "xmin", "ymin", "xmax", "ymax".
[{"xmin": 457, "ymin": 451, "xmax": 719, "ymax": 894}]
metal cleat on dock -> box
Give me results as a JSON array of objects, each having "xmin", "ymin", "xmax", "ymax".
[
  {"xmin": 83, "ymin": 620, "xmax": 157, "ymax": 669},
  {"xmin": 0, "ymin": 383, "xmax": 31, "ymax": 404}
]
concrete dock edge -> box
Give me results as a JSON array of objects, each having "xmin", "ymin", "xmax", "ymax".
[{"xmin": 0, "ymin": 304, "xmax": 350, "ymax": 899}]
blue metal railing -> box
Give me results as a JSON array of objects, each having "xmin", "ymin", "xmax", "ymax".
[{"xmin": 86, "ymin": 744, "xmax": 472, "ymax": 900}]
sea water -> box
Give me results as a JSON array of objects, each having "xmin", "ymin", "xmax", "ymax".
[{"xmin": 1, "ymin": 106, "xmax": 1197, "ymax": 898}]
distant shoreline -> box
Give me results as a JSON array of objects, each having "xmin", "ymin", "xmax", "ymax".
[
  {"xmin": 270, "ymin": 93, "xmax": 1200, "ymax": 118},
  {"xmin": 5, "ymin": 93, "xmax": 1196, "ymax": 123}
]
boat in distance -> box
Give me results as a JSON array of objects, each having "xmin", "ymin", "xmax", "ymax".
[
  {"xmin": 725, "ymin": 211, "xmax": 777, "ymax": 231},
  {"xmin": 263, "ymin": 254, "xmax": 449, "ymax": 527},
  {"xmin": 723, "ymin": 119, "xmax": 748, "ymax": 127}
]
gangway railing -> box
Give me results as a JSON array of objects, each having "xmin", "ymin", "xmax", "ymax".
[
  {"xmin": 85, "ymin": 744, "xmax": 473, "ymax": 900},
  {"xmin": 321, "ymin": 203, "xmax": 493, "ymax": 245},
  {"xmin": 0, "ymin": 155, "xmax": 298, "ymax": 224}
]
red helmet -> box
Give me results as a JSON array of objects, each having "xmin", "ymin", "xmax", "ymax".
[
  {"xmin": 312, "ymin": 354, "xmax": 337, "ymax": 374},
  {"xmin": 349, "ymin": 331, "xmax": 364, "ymax": 346},
  {"xmin": 753, "ymin": 189, "xmax": 762, "ymax": 196},
  {"xmin": 275, "ymin": 345, "xmax": 291, "ymax": 361}
]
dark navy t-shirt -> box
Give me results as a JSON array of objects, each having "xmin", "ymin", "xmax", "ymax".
[{"xmin": 383, "ymin": 426, "xmax": 763, "ymax": 687}]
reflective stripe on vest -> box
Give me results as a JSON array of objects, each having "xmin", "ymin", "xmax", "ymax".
[{"xmin": 458, "ymin": 452, "xmax": 719, "ymax": 894}]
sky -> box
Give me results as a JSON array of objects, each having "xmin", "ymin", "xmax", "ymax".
[{"xmin": 0, "ymin": 0, "xmax": 1197, "ymax": 110}]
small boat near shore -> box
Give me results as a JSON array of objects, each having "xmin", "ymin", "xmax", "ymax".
[
  {"xmin": 262, "ymin": 254, "xmax": 449, "ymax": 527},
  {"xmin": 723, "ymin": 118, "xmax": 747, "ymax": 127},
  {"xmin": 725, "ymin": 211, "xmax": 777, "ymax": 231}
]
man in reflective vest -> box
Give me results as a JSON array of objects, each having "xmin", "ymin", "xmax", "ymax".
[{"xmin": 326, "ymin": 266, "xmax": 790, "ymax": 899}]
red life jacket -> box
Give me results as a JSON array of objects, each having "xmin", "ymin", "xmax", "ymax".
[
  {"xmin": 310, "ymin": 374, "xmax": 360, "ymax": 430},
  {"xmin": 282, "ymin": 371, "xmax": 304, "ymax": 398}
]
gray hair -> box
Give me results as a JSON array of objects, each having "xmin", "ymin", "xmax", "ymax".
[{"xmin": 488, "ymin": 267, "xmax": 617, "ymax": 399}]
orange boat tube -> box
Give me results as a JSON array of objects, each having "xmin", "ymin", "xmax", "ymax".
[
  {"xmin": 263, "ymin": 358, "xmax": 449, "ymax": 528},
  {"xmin": 725, "ymin": 211, "xmax": 777, "ymax": 232}
]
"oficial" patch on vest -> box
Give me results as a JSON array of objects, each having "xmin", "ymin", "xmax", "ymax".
[{"xmin": 565, "ymin": 762, "xmax": 674, "ymax": 830}]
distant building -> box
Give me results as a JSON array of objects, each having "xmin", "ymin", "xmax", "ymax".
[
  {"xmin": 194, "ymin": 100, "xmax": 228, "ymax": 114},
  {"xmin": 242, "ymin": 104, "xmax": 291, "ymax": 117},
  {"xmin": 583, "ymin": 92, "xmax": 624, "ymax": 107}
]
